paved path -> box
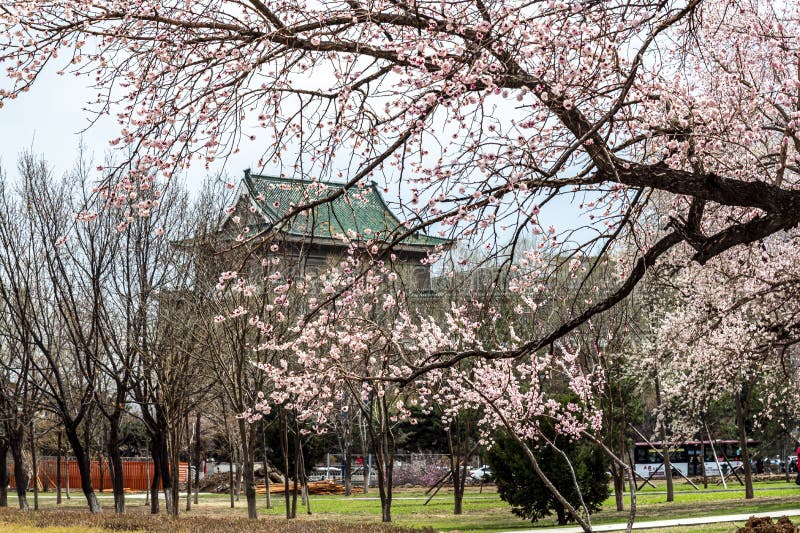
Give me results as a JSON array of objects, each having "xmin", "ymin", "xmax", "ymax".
[
  {"xmin": 499, "ymin": 508, "xmax": 800, "ymax": 532},
  {"xmin": 611, "ymin": 485, "xmax": 799, "ymax": 495}
]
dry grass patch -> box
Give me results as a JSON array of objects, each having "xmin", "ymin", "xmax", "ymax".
[{"xmin": 0, "ymin": 507, "xmax": 433, "ymax": 533}]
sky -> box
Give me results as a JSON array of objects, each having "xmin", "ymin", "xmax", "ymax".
[
  {"xmin": 0, "ymin": 68, "xmax": 255, "ymax": 191},
  {"xmin": 0, "ymin": 64, "xmax": 599, "ymax": 254}
]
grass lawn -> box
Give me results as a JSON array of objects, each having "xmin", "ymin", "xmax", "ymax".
[{"xmin": 1, "ymin": 480, "xmax": 799, "ymax": 532}]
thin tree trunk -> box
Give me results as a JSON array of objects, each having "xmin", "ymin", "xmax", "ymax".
[
  {"xmin": 365, "ymin": 453, "xmax": 372, "ymax": 494},
  {"xmin": 291, "ymin": 424, "xmax": 300, "ymax": 519},
  {"xmin": 228, "ymin": 460, "xmax": 235, "ymax": 508},
  {"xmin": 193, "ymin": 413, "xmax": 201, "ymax": 505},
  {"xmin": 736, "ymin": 389, "xmax": 754, "ymax": 499},
  {"xmin": 701, "ymin": 441, "xmax": 708, "ymax": 489},
  {"xmin": 612, "ymin": 462, "xmax": 625, "ymax": 512},
  {"xmin": 237, "ymin": 419, "xmax": 257, "ymax": 519},
  {"xmin": 108, "ymin": 419, "xmax": 125, "ymax": 514},
  {"xmin": 654, "ymin": 376, "xmax": 674, "ymax": 502},
  {"xmin": 185, "ymin": 414, "xmax": 192, "ymax": 512},
  {"xmin": 374, "ymin": 396, "xmax": 395, "ymax": 523},
  {"xmin": 144, "ymin": 459, "xmax": 150, "ymax": 508},
  {"xmin": 168, "ymin": 428, "xmax": 180, "ymax": 516},
  {"xmin": 56, "ymin": 433, "xmax": 62, "ymax": 505},
  {"xmin": 344, "ymin": 449, "xmax": 353, "ymax": 496},
  {"xmin": 0, "ymin": 441, "xmax": 9, "ymax": 507},
  {"xmin": 236, "ymin": 460, "xmax": 242, "ymax": 502},
  {"xmin": 65, "ymin": 453, "xmax": 70, "ymax": 500},
  {"xmin": 99, "ymin": 453, "xmax": 105, "ymax": 493},
  {"xmin": 281, "ymin": 411, "xmax": 290, "ymax": 519},
  {"xmin": 297, "ymin": 445, "xmax": 311, "ymax": 515},
  {"xmin": 30, "ymin": 421, "xmax": 38, "ymax": 511},
  {"xmin": 783, "ymin": 437, "xmax": 790, "ymax": 483},
  {"xmin": 149, "ymin": 445, "xmax": 160, "ymax": 514},
  {"xmin": 447, "ymin": 423, "xmax": 464, "ymax": 515},
  {"xmin": 262, "ymin": 421, "xmax": 271, "ymax": 509}
]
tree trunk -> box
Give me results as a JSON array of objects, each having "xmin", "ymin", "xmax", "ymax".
[
  {"xmin": 296, "ymin": 444, "xmax": 311, "ymax": 515},
  {"xmin": 555, "ymin": 502, "xmax": 567, "ymax": 525},
  {"xmin": 9, "ymin": 432, "xmax": 29, "ymax": 511},
  {"xmin": 262, "ymin": 421, "xmax": 272, "ymax": 509},
  {"xmin": 108, "ymin": 420, "xmax": 125, "ymax": 514},
  {"xmin": 344, "ymin": 449, "xmax": 353, "ymax": 496},
  {"xmin": 237, "ymin": 418, "xmax": 258, "ymax": 519},
  {"xmin": 236, "ymin": 461, "xmax": 242, "ymax": 502},
  {"xmin": 185, "ymin": 414, "xmax": 192, "ymax": 513},
  {"xmin": 29, "ymin": 422, "xmax": 38, "ymax": 511},
  {"xmin": 611, "ymin": 463, "xmax": 625, "ymax": 512},
  {"xmin": 228, "ymin": 460, "xmax": 235, "ymax": 508},
  {"xmin": 168, "ymin": 429, "xmax": 180, "ymax": 516},
  {"xmin": 149, "ymin": 444, "xmax": 161, "ymax": 514},
  {"xmin": 736, "ymin": 390, "xmax": 754, "ymax": 499},
  {"xmin": 373, "ymin": 432, "xmax": 394, "ymax": 523},
  {"xmin": 0, "ymin": 441, "xmax": 9, "ymax": 507},
  {"xmin": 447, "ymin": 421, "xmax": 467, "ymax": 516},
  {"xmin": 193, "ymin": 413, "xmax": 201, "ymax": 505},
  {"xmin": 56, "ymin": 433, "xmax": 62, "ymax": 505},
  {"xmin": 291, "ymin": 425, "xmax": 300, "ymax": 519},
  {"xmin": 99, "ymin": 453, "xmax": 105, "ymax": 493},
  {"xmin": 654, "ymin": 376, "xmax": 673, "ymax": 502},
  {"xmin": 65, "ymin": 452, "xmax": 71, "ymax": 500},
  {"xmin": 373, "ymin": 396, "xmax": 395, "ymax": 523},
  {"xmin": 63, "ymin": 425, "xmax": 101, "ymax": 513},
  {"xmin": 157, "ymin": 430, "xmax": 173, "ymax": 514},
  {"xmin": 783, "ymin": 437, "xmax": 790, "ymax": 483},
  {"xmin": 701, "ymin": 440, "xmax": 708, "ymax": 489},
  {"xmin": 281, "ymin": 411, "xmax": 291, "ymax": 519}
]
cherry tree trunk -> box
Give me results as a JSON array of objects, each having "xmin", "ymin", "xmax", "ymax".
[
  {"xmin": 280, "ymin": 411, "xmax": 291, "ymax": 519},
  {"xmin": 261, "ymin": 421, "xmax": 272, "ymax": 509},
  {"xmin": 373, "ymin": 439, "xmax": 394, "ymax": 522},
  {"xmin": 343, "ymin": 450, "xmax": 353, "ymax": 496},
  {"xmin": 237, "ymin": 418, "xmax": 258, "ymax": 519},
  {"xmin": 654, "ymin": 376, "xmax": 673, "ymax": 502},
  {"xmin": 736, "ymin": 391, "xmax": 754, "ymax": 499}
]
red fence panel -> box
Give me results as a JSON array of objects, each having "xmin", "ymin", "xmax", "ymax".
[{"xmin": 9, "ymin": 458, "xmax": 188, "ymax": 491}]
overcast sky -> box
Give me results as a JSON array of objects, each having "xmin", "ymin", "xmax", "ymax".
[
  {"xmin": 0, "ymin": 65, "xmax": 599, "ymax": 253},
  {"xmin": 0, "ymin": 68, "xmax": 259, "ymax": 191}
]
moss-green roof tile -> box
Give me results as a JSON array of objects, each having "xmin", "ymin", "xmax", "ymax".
[{"xmin": 243, "ymin": 172, "xmax": 451, "ymax": 249}]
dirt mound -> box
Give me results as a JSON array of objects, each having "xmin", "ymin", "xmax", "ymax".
[{"xmin": 737, "ymin": 516, "xmax": 798, "ymax": 533}]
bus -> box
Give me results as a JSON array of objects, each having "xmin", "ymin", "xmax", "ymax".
[{"xmin": 633, "ymin": 440, "xmax": 759, "ymax": 479}]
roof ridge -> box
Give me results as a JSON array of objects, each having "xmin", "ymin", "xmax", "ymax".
[
  {"xmin": 248, "ymin": 172, "xmax": 375, "ymax": 189},
  {"xmin": 241, "ymin": 170, "xmax": 453, "ymax": 248}
]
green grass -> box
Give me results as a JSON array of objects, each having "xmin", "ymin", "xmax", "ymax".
[{"xmin": 4, "ymin": 480, "xmax": 800, "ymax": 532}]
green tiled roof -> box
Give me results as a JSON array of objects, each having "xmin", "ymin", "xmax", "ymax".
[{"xmin": 242, "ymin": 172, "xmax": 451, "ymax": 249}]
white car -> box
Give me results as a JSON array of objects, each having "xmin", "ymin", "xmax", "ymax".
[{"xmin": 469, "ymin": 465, "xmax": 493, "ymax": 481}]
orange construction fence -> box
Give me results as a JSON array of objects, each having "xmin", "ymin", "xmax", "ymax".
[{"xmin": 8, "ymin": 458, "xmax": 189, "ymax": 491}]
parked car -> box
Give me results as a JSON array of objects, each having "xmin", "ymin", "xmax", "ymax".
[{"xmin": 469, "ymin": 465, "xmax": 493, "ymax": 482}]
